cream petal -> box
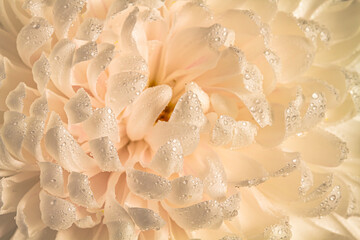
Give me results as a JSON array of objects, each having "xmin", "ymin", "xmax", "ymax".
[
  {"xmin": 241, "ymin": 62, "xmax": 263, "ymax": 93},
  {"xmin": 282, "ymin": 129, "xmax": 348, "ymax": 167},
  {"xmin": 0, "ymin": 172, "xmax": 38, "ymax": 214},
  {"xmin": 0, "ymin": 55, "xmax": 5, "ymax": 82},
  {"xmin": 344, "ymin": 70, "xmax": 360, "ymax": 113},
  {"xmin": 270, "ymin": 35, "xmax": 315, "ymax": 83},
  {"xmin": 204, "ymin": 156, "xmax": 227, "ymax": 200},
  {"xmin": 170, "ymin": 91, "xmax": 207, "ymax": 129},
  {"xmin": 83, "ymin": 107, "xmax": 119, "ymax": 142},
  {"xmin": 128, "ymin": 207, "xmax": 165, "ymax": 231},
  {"xmin": 301, "ymin": 92, "xmax": 326, "ymax": 131},
  {"xmin": 22, "ymin": 0, "xmax": 49, "ymax": 18},
  {"xmin": 89, "ymin": 136, "xmax": 123, "ymax": 172},
  {"xmin": 39, "ymin": 162, "xmax": 65, "ymax": 197},
  {"xmin": 147, "ymin": 121, "xmax": 200, "ymax": 156},
  {"xmin": 210, "ymin": 93, "xmax": 239, "ymax": 119},
  {"xmin": 16, "ymin": 17, "xmax": 54, "ymax": 66},
  {"xmin": 105, "ymin": 72, "xmax": 147, "ymax": 116},
  {"xmin": 166, "ymin": 200, "xmax": 223, "ymax": 230},
  {"xmin": 45, "ymin": 125, "xmax": 97, "ymax": 172},
  {"xmin": 240, "ymin": 93, "xmax": 272, "ymax": 128},
  {"xmin": 73, "ymin": 41, "xmax": 98, "ymax": 65},
  {"xmin": 49, "ymin": 39, "xmax": 76, "ymax": 98},
  {"xmin": 1, "ymin": 111, "xmax": 27, "ymax": 159},
  {"xmin": 126, "ymin": 169, "xmax": 171, "ymax": 200},
  {"xmin": 39, "ymin": 190, "xmax": 76, "ymax": 230},
  {"xmin": 108, "ymin": 53, "xmax": 148, "ymax": 76},
  {"xmin": 106, "ymin": 0, "xmax": 129, "ymax": 19},
  {"xmin": 75, "ymin": 211, "xmax": 102, "ymax": 229},
  {"xmin": 105, "ymin": 221, "xmax": 136, "ymax": 240},
  {"xmin": 185, "ymin": 82, "xmax": 210, "ymax": 112},
  {"xmin": 126, "ymin": 85, "xmax": 172, "ymax": 140},
  {"xmin": 29, "ymin": 94, "xmax": 49, "ymax": 119},
  {"xmin": 75, "ymin": 18, "xmax": 104, "ymax": 41},
  {"xmin": 119, "ymin": 7, "xmax": 141, "ymax": 54},
  {"xmin": 87, "ymin": 43, "xmax": 115, "ymax": 99},
  {"xmin": 284, "ymin": 88, "xmax": 303, "ymax": 136},
  {"xmin": 149, "ymin": 138, "xmax": 184, "ymax": 177},
  {"xmin": 5, "ymin": 82, "xmax": 26, "ymax": 112},
  {"xmin": 240, "ymin": 0, "xmax": 277, "ymax": 23},
  {"xmin": 167, "ymin": 175, "xmax": 203, "ymax": 205},
  {"xmin": 232, "ymin": 121, "xmax": 257, "ymax": 149},
  {"xmin": 23, "ymin": 116, "xmax": 45, "ymax": 161},
  {"xmin": 15, "ymin": 184, "xmax": 46, "ymax": 238},
  {"xmin": 64, "ymin": 88, "xmax": 93, "ymax": 124},
  {"xmin": 0, "ymin": 135, "xmax": 25, "ymax": 171},
  {"xmin": 103, "ymin": 197, "xmax": 133, "ymax": 224},
  {"xmin": 32, "ymin": 53, "xmax": 50, "ymax": 94},
  {"xmin": 211, "ymin": 115, "xmax": 236, "ymax": 147},
  {"xmin": 68, "ymin": 172, "xmax": 99, "ymax": 209},
  {"xmin": 53, "ymin": 0, "xmax": 86, "ymax": 39},
  {"xmin": 220, "ymin": 193, "xmax": 241, "ymax": 220},
  {"xmin": 264, "ymin": 219, "xmax": 292, "ymax": 240}
]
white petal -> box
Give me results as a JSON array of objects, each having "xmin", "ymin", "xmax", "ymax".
[
  {"xmin": 45, "ymin": 125, "xmax": 96, "ymax": 172},
  {"xmin": 1, "ymin": 111, "xmax": 27, "ymax": 159},
  {"xmin": 148, "ymin": 121, "xmax": 200, "ymax": 156},
  {"xmin": 264, "ymin": 219, "xmax": 292, "ymax": 240},
  {"xmin": 29, "ymin": 94, "xmax": 49, "ymax": 119},
  {"xmin": 210, "ymin": 93, "xmax": 239, "ymax": 119},
  {"xmin": 0, "ymin": 136, "xmax": 25, "ymax": 171},
  {"xmin": 0, "ymin": 172, "xmax": 38, "ymax": 214},
  {"xmin": 68, "ymin": 172, "xmax": 99, "ymax": 209},
  {"xmin": 64, "ymin": 88, "xmax": 93, "ymax": 124},
  {"xmin": 149, "ymin": 139, "xmax": 184, "ymax": 177},
  {"xmin": 241, "ymin": 93, "xmax": 272, "ymax": 128},
  {"xmin": 169, "ymin": 91, "xmax": 207, "ymax": 129},
  {"xmin": 39, "ymin": 162, "xmax": 65, "ymax": 197},
  {"xmin": 16, "ymin": 17, "xmax": 54, "ymax": 66},
  {"xmin": 87, "ymin": 43, "xmax": 115, "ymax": 99},
  {"xmin": 204, "ymin": 156, "xmax": 227, "ymax": 200},
  {"xmin": 83, "ymin": 107, "xmax": 119, "ymax": 142},
  {"xmin": 32, "ymin": 53, "xmax": 50, "ymax": 94},
  {"xmin": 126, "ymin": 85, "xmax": 172, "ymax": 140},
  {"xmin": 166, "ymin": 200, "xmax": 223, "ymax": 230},
  {"xmin": 0, "ymin": 55, "xmax": 6, "ymax": 82},
  {"xmin": 301, "ymin": 92, "xmax": 326, "ymax": 131},
  {"xmin": 23, "ymin": 116, "xmax": 45, "ymax": 161},
  {"xmin": 106, "ymin": 0, "xmax": 128, "ymax": 18},
  {"xmin": 220, "ymin": 193, "xmax": 241, "ymax": 219},
  {"xmin": 5, "ymin": 82, "xmax": 26, "ymax": 112},
  {"xmin": 185, "ymin": 82, "xmax": 210, "ymax": 112},
  {"xmin": 126, "ymin": 169, "xmax": 171, "ymax": 200},
  {"xmin": 103, "ymin": 196, "xmax": 136, "ymax": 239},
  {"xmin": 241, "ymin": 62, "xmax": 263, "ymax": 93},
  {"xmin": 53, "ymin": 0, "xmax": 86, "ymax": 38},
  {"xmin": 73, "ymin": 41, "xmax": 98, "ymax": 65},
  {"xmin": 49, "ymin": 39, "xmax": 76, "ymax": 98},
  {"xmin": 283, "ymin": 129, "xmax": 348, "ymax": 167},
  {"xmin": 168, "ymin": 175, "xmax": 203, "ymax": 205},
  {"xmin": 89, "ymin": 136, "xmax": 123, "ymax": 172},
  {"xmin": 106, "ymin": 72, "xmax": 148, "ymax": 116},
  {"xmin": 211, "ymin": 115, "xmax": 236, "ymax": 146},
  {"xmin": 39, "ymin": 190, "xmax": 76, "ymax": 230},
  {"xmin": 75, "ymin": 18, "xmax": 103, "ymax": 41},
  {"xmin": 128, "ymin": 207, "xmax": 165, "ymax": 231},
  {"xmin": 232, "ymin": 121, "xmax": 257, "ymax": 149},
  {"xmin": 109, "ymin": 53, "xmax": 148, "ymax": 76}
]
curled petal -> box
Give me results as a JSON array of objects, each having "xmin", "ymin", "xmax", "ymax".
[
  {"xmin": 283, "ymin": 129, "xmax": 348, "ymax": 167},
  {"xmin": 166, "ymin": 200, "xmax": 223, "ymax": 230},
  {"xmin": 39, "ymin": 162, "xmax": 65, "ymax": 197},
  {"xmin": 147, "ymin": 121, "xmax": 200, "ymax": 156},
  {"xmin": 149, "ymin": 138, "xmax": 183, "ymax": 177},
  {"xmin": 68, "ymin": 172, "xmax": 99, "ymax": 209},
  {"xmin": 23, "ymin": 116, "xmax": 45, "ymax": 161},
  {"xmin": 211, "ymin": 115, "xmax": 236, "ymax": 146},
  {"xmin": 83, "ymin": 107, "xmax": 119, "ymax": 142},
  {"xmin": 89, "ymin": 136, "xmax": 123, "ymax": 172},
  {"xmin": 1, "ymin": 111, "xmax": 27, "ymax": 159},
  {"xmin": 232, "ymin": 121, "xmax": 257, "ymax": 149},
  {"xmin": 32, "ymin": 53, "xmax": 50, "ymax": 94},
  {"xmin": 185, "ymin": 82, "xmax": 210, "ymax": 112},
  {"xmin": 168, "ymin": 175, "xmax": 203, "ymax": 205},
  {"xmin": 126, "ymin": 169, "xmax": 171, "ymax": 200},
  {"xmin": 106, "ymin": 0, "xmax": 128, "ymax": 19},
  {"xmin": 128, "ymin": 207, "xmax": 165, "ymax": 231},
  {"xmin": 29, "ymin": 94, "xmax": 49, "ymax": 119},
  {"xmin": 75, "ymin": 18, "xmax": 104, "ymax": 41},
  {"xmin": 45, "ymin": 125, "xmax": 96, "ymax": 172},
  {"xmin": 126, "ymin": 85, "xmax": 172, "ymax": 140},
  {"xmin": 204, "ymin": 156, "xmax": 227, "ymax": 200},
  {"xmin": 0, "ymin": 55, "xmax": 6, "ymax": 82},
  {"xmin": 241, "ymin": 93, "xmax": 272, "ymax": 128},
  {"xmin": 73, "ymin": 41, "xmax": 98, "ymax": 64},
  {"xmin": 49, "ymin": 39, "xmax": 76, "ymax": 98},
  {"xmin": 64, "ymin": 88, "xmax": 93, "ymax": 124},
  {"xmin": 106, "ymin": 72, "xmax": 148, "ymax": 116},
  {"xmin": 16, "ymin": 17, "xmax": 54, "ymax": 66},
  {"xmin": 39, "ymin": 190, "xmax": 76, "ymax": 230},
  {"xmin": 301, "ymin": 92, "xmax": 326, "ymax": 131},
  {"xmin": 5, "ymin": 82, "xmax": 26, "ymax": 112},
  {"xmin": 220, "ymin": 193, "xmax": 241, "ymax": 220},
  {"xmin": 170, "ymin": 91, "xmax": 207, "ymax": 129},
  {"xmin": 53, "ymin": 0, "xmax": 86, "ymax": 38},
  {"xmin": 0, "ymin": 136, "xmax": 25, "ymax": 171}
]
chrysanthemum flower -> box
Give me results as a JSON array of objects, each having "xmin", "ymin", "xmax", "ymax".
[{"xmin": 0, "ymin": 0, "xmax": 359, "ymax": 239}]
